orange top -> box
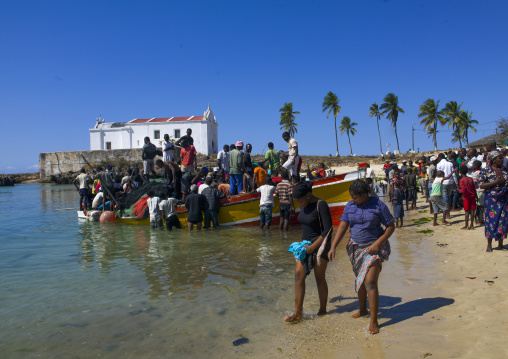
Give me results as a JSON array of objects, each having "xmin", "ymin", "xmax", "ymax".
[{"xmin": 254, "ymin": 167, "xmax": 267, "ymax": 187}]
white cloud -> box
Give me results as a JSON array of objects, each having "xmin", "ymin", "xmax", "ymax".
[
  {"xmin": 27, "ymin": 164, "xmax": 39, "ymax": 171},
  {"xmin": 6, "ymin": 166, "xmax": 16, "ymax": 170}
]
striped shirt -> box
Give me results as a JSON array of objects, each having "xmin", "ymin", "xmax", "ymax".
[{"xmin": 275, "ymin": 180, "xmax": 292, "ymax": 204}]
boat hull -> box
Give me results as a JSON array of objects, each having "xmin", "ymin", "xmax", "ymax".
[{"xmin": 78, "ymin": 171, "xmax": 363, "ymax": 227}]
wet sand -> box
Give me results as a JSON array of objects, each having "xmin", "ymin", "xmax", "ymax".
[{"xmin": 265, "ymin": 194, "xmax": 508, "ymax": 359}]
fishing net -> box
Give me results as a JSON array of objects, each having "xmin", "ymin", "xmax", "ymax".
[{"xmin": 117, "ymin": 180, "xmax": 174, "ymax": 211}]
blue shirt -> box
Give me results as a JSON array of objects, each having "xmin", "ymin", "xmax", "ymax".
[
  {"xmin": 340, "ymin": 196, "xmax": 394, "ymax": 244},
  {"xmin": 392, "ymin": 188, "xmax": 404, "ymax": 205}
]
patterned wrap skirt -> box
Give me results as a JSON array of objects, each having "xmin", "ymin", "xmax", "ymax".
[
  {"xmin": 346, "ymin": 239, "xmax": 391, "ymax": 293},
  {"xmin": 484, "ymin": 188, "xmax": 508, "ymax": 241}
]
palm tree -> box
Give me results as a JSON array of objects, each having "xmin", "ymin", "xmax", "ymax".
[
  {"xmin": 427, "ymin": 127, "xmax": 438, "ymax": 141},
  {"xmin": 322, "ymin": 92, "xmax": 341, "ymax": 157},
  {"xmin": 338, "ymin": 116, "xmax": 358, "ymax": 155},
  {"xmin": 458, "ymin": 110, "xmax": 478, "ymax": 145},
  {"xmin": 451, "ymin": 127, "xmax": 464, "ymax": 147},
  {"xmin": 369, "ymin": 103, "xmax": 384, "ymax": 155},
  {"xmin": 443, "ymin": 101, "xmax": 463, "ymax": 132},
  {"xmin": 279, "ymin": 102, "xmax": 299, "ymax": 137},
  {"xmin": 417, "ymin": 99, "xmax": 445, "ymax": 151},
  {"xmin": 380, "ymin": 93, "xmax": 405, "ymax": 152}
]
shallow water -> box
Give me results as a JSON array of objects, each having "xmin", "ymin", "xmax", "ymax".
[
  {"xmin": 0, "ymin": 184, "xmax": 357, "ymax": 358},
  {"xmin": 1, "ymin": 184, "xmax": 448, "ymax": 358}
]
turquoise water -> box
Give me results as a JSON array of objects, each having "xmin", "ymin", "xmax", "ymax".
[{"xmin": 0, "ymin": 184, "xmax": 357, "ymax": 358}]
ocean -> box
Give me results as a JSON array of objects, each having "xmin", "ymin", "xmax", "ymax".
[{"xmin": 0, "ymin": 184, "xmax": 357, "ymax": 358}]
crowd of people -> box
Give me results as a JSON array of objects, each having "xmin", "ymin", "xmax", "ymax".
[
  {"xmin": 377, "ymin": 139, "xmax": 508, "ymax": 252},
  {"xmin": 73, "ymin": 129, "xmax": 334, "ymax": 231}
]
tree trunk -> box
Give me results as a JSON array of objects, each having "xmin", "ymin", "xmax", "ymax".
[
  {"xmin": 459, "ymin": 137, "xmax": 462, "ymax": 148},
  {"xmin": 377, "ymin": 116, "xmax": 383, "ymax": 155},
  {"xmin": 394, "ymin": 125, "xmax": 400, "ymax": 152},
  {"xmin": 334, "ymin": 116, "xmax": 340, "ymax": 157},
  {"xmin": 348, "ymin": 133, "xmax": 353, "ymax": 155},
  {"xmin": 433, "ymin": 121, "xmax": 438, "ymax": 151}
]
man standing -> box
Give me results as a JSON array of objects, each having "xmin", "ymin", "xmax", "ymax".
[
  {"xmin": 74, "ymin": 168, "xmax": 90, "ymax": 210},
  {"xmin": 244, "ymin": 144, "xmax": 254, "ymax": 176},
  {"xmin": 217, "ymin": 144, "xmax": 230, "ymax": 174},
  {"xmin": 228, "ymin": 140, "xmax": 246, "ymax": 195},
  {"xmin": 366, "ymin": 163, "xmax": 376, "ymax": 182},
  {"xmin": 436, "ymin": 153, "xmax": 454, "ymax": 217},
  {"xmin": 142, "ymin": 136, "xmax": 157, "ymax": 180},
  {"xmin": 180, "ymin": 139, "xmax": 197, "ymax": 175},
  {"xmin": 175, "ymin": 128, "xmax": 194, "ymax": 147},
  {"xmin": 163, "ymin": 134, "xmax": 175, "ymax": 163},
  {"xmin": 400, "ymin": 160, "xmax": 408, "ymax": 175},
  {"xmin": 281, "ymin": 132, "xmax": 299, "ymax": 183},
  {"xmin": 264, "ymin": 142, "xmax": 280, "ymax": 174}
]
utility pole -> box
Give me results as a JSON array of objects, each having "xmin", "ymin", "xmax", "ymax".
[{"xmin": 412, "ymin": 124, "xmax": 415, "ymax": 152}]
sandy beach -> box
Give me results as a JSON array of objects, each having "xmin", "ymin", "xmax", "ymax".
[{"xmin": 263, "ymin": 165, "xmax": 508, "ymax": 359}]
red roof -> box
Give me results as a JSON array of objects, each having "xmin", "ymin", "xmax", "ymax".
[{"xmin": 129, "ymin": 118, "xmax": 152, "ymax": 123}]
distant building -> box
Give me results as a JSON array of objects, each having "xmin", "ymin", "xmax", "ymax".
[
  {"xmin": 467, "ymin": 133, "xmax": 504, "ymax": 149},
  {"xmin": 89, "ymin": 105, "xmax": 219, "ymax": 155}
]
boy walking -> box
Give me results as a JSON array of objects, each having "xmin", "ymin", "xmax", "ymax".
[
  {"xmin": 430, "ymin": 171, "xmax": 451, "ymax": 226},
  {"xmin": 458, "ymin": 166, "xmax": 477, "ymax": 230},
  {"xmin": 392, "ymin": 180, "xmax": 405, "ymax": 228},
  {"xmin": 404, "ymin": 168, "xmax": 417, "ymax": 210},
  {"xmin": 257, "ymin": 176, "xmax": 276, "ymax": 229},
  {"xmin": 275, "ymin": 170, "xmax": 294, "ymax": 231}
]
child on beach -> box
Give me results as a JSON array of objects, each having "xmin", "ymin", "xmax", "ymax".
[
  {"xmin": 147, "ymin": 190, "xmax": 163, "ymax": 229},
  {"xmin": 257, "ymin": 176, "xmax": 276, "ymax": 229},
  {"xmin": 403, "ymin": 168, "xmax": 417, "ymax": 211},
  {"xmin": 458, "ymin": 166, "xmax": 477, "ymax": 230},
  {"xmin": 275, "ymin": 169, "xmax": 294, "ymax": 231},
  {"xmin": 185, "ymin": 184, "xmax": 205, "ymax": 230},
  {"xmin": 392, "ymin": 180, "xmax": 404, "ymax": 228},
  {"xmin": 430, "ymin": 171, "xmax": 450, "ymax": 226},
  {"xmin": 470, "ymin": 160, "xmax": 485, "ymax": 225}
]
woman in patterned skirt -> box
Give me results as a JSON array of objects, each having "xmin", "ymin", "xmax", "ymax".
[
  {"xmin": 328, "ymin": 180, "xmax": 395, "ymax": 334},
  {"xmin": 478, "ymin": 151, "xmax": 508, "ymax": 252}
]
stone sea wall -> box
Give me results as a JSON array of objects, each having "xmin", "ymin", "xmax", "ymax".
[{"xmin": 39, "ymin": 149, "xmax": 144, "ymax": 179}]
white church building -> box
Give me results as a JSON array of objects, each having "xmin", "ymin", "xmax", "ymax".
[{"xmin": 89, "ymin": 105, "xmax": 219, "ymax": 155}]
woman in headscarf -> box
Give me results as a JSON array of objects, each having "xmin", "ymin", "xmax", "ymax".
[
  {"xmin": 478, "ymin": 151, "xmax": 508, "ymax": 252},
  {"xmin": 284, "ymin": 181, "xmax": 332, "ymax": 322},
  {"xmin": 328, "ymin": 180, "xmax": 395, "ymax": 334}
]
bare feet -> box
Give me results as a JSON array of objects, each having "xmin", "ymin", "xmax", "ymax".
[
  {"xmin": 433, "ymin": 222, "xmax": 439, "ymax": 226},
  {"xmin": 352, "ymin": 310, "xmax": 368, "ymax": 319},
  {"xmin": 460, "ymin": 226, "xmax": 468, "ymax": 230},
  {"xmin": 368, "ymin": 320, "xmax": 380, "ymax": 334},
  {"xmin": 317, "ymin": 310, "xmax": 327, "ymax": 317},
  {"xmin": 442, "ymin": 220, "xmax": 449, "ymax": 225},
  {"xmin": 487, "ymin": 246, "xmax": 493, "ymax": 252},
  {"xmin": 469, "ymin": 225, "xmax": 474, "ymax": 230},
  {"xmin": 284, "ymin": 312, "xmax": 303, "ymax": 323}
]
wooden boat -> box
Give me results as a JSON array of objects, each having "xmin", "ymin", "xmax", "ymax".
[{"xmin": 78, "ymin": 171, "xmax": 364, "ymax": 227}]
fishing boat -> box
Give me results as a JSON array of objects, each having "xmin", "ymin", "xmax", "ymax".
[{"xmin": 78, "ymin": 171, "xmax": 364, "ymax": 227}]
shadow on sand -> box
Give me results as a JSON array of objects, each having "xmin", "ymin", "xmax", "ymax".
[{"xmin": 328, "ymin": 295, "xmax": 454, "ymax": 328}]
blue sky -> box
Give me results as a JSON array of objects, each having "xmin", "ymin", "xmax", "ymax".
[{"xmin": 1, "ymin": 0, "xmax": 507, "ymax": 173}]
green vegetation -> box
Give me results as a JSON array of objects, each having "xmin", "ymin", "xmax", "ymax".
[
  {"xmin": 418, "ymin": 99, "xmax": 444, "ymax": 151},
  {"xmin": 339, "ymin": 116, "xmax": 358, "ymax": 156},
  {"xmin": 279, "ymin": 102, "xmax": 299, "ymax": 137},
  {"xmin": 380, "ymin": 93, "xmax": 405, "ymax": 152},
  {"xmin": 413, "ymin": 217, "xmax": 433, "ymax": 224},
  {"xmin": 369, "ymin": 103, "xmax": 383, "ymax": 155},
  {"xmin": 322, "ymin": 92, "xmax": 341, "ymax": 157},
  {"xmin": 417, "ymin": 230, "xmax": 434, "ymax": 234}
]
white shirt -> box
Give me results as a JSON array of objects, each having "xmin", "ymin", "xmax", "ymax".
[
  {"xmin": 75, "ymin": 173, "xmax": 89, "ymax": 189},
  {"xmin": 159, "ymin": 198, "xmax": 177, "ymax": 218},
  {"xmin": 257, "ymin": 185, "xmax": 276, "ymax": 206},
  {"xmin": 147, "ymin": 197, "xmax": 161, "ymax": 221},
  {"xmin": 198, "ymin": 183, "xmax": 209, "ymax": 195},
  {"xmin": 436, "ymin": 159, "xmax": 454, "ymax": 185},
  {"xmin": 163, "ymin": 141, "xmax": 174, "ymax": 162},
  {"xmin": 217, "ymin": 150, "xmax": 230, "ymax": 172},
  {"xmin": 288, "ymin": 138, "xmax": 298, "ymax": 157}
]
